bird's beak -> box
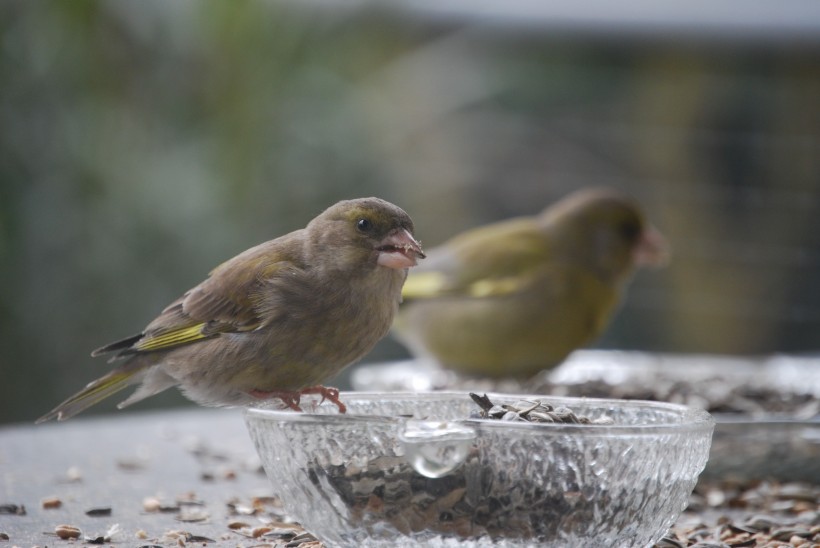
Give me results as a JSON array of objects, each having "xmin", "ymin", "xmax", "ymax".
[
  {"xmin": 377, "ymin": 228, "xmax": 426, "ymax": 270},
  {"xmin": 634, "ymin": 225, "xmax": 670, "ymax": 267}
]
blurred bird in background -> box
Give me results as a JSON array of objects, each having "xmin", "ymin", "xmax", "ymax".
[
  {"xmin": 394, "ymin": 188, "xmax": 668, "ymax": 379},
  {"xmin": 38, "ymin": 198, "xmax": 424, "ymax": 422}
]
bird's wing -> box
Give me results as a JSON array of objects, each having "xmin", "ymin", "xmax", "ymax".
[
  {"xmin": 92, "ymin": 241, "xmax": 299, "ymax": 357},
  {"xmin": 402, "ymin": 218, "xmax": 550, "ymax": 300}
]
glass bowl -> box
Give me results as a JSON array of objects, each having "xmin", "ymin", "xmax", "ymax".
[{"xmin": 244, "ymin": 392, "xmax": 714, "ymax": 548}]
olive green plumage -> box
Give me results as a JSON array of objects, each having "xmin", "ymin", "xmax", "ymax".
[
  {"xmin": 394, "ymin": 188, "xmax": 668, "ymax": 379},
  {"xmin": 38, "ymin": 197, "xmax": 424, "ymax": 422}
]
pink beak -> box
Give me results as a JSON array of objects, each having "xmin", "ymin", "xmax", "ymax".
[
  {"xmin": 377, "ymin": 228, "xmax": 425, "ymax": 270},
  {"xmin": 633, "ymin": 225, "xmax": 670, "ymax": 267}
]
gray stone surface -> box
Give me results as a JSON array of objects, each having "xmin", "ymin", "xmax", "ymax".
[{"xmin": 0, "ymin": 408, "xmax": 275, "ymax": 546}]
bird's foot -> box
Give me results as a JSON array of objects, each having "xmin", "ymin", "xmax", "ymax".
[
  {"xmin": 246, "ymin": 385, "xmax": 346, "ymax": 413},
  {"xmin": 247, "ymin": 389, "xmax": 303, "ymax": 412},
  {"xmin": 298, "ymin": 385, "xmax": 347, "ymax": 414}
]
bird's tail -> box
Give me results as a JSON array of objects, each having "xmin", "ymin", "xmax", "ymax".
[{"xmin": 35, "ymin": 360, "xmax": 147, "ymax": 423}]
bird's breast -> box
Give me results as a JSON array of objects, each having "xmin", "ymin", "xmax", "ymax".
[{"xmin": 240, "ymin": 267, "xmax": 405, "ymax": 388}]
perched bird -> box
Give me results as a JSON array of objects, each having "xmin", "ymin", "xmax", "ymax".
[
  {"xmin": 38, "ymin": 197, "xmax": 425, "ymax": 422},
  {"xmin": 394, "ymin": 188, "xmax": 668, "ymax": 379}
]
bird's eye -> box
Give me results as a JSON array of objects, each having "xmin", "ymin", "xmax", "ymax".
[
  {"xmin": 356, "ymin": 218, "xmax": 373, "ymax": 232},
  {"xmin": 619, "ymin": 219, "xmax": 642, "ymax": 242}
]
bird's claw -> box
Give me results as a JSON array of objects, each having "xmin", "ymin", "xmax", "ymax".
[
  {"xmin": 299, "ymin": 385, "xmax": 347, "ymax": 414},
  {"xmin": 247, "ymin": 389, "xmax": 303, "ymax": 412},
  {"xmin": 247, "ymin": 385, "xmax": 346, "ymax": 414}
]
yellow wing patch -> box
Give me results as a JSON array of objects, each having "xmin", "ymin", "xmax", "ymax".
[
  {"xmin": 467, "ymin": 276, "xmax": 529, "ymax": 298},
  {"xmin": 403, "ymin": 270, "xmax": 538, "ymax": 300},
  {"xmin": 134, "ymin": 324, "xmax": 209, "ymax": 352},
  {"xmin": 402, "ymin": 272, "xmax": 449, "ymax": 299}
]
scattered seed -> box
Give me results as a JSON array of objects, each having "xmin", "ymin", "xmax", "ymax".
[
  {"xmin": 136, "ymin": 529, "xmax": 149, "ymax": 539},
  {"xmin": 0, "ymin": 504, "xmax": 25, "ymax": 516},
  {"xmin": 706, "ymin": 489, "xmax": 726, "ymax": 507},
  {"xmin": 65, "ymin": 466, "xmax": 83, "ymax": 483},
  {"xmin": 117, "ymin": 458, "xmax": 146, "ymax": 471},
  {"xmin": 185, "ymin": 533, "xmax": 215, "ymax": 543},
  {"xmin": 534, "ymin": 374, "xmax": 820, "ymax": 418},
  {"xmin": 655, "ymin": 537, "xmax": 686, "ymax": 548},
  {"xmin": 55, "ymin": 524, "xmax": 81, "ymax": 539},
  {"xmin": 227, "ymin": 501, "xmax": 257, "ymax": 516},
  {"xmin": 142, "ymin": 497, "xmax": 162, "ymax": 513},
  {"xmin": 41, "ymin": 496, "xmax": 62, "ymax": 509},
  {"xmin": 0, "ymin": 532, "xmax": 9, "ymax": 540},
  {"xmin": 745, "ymin": 514, "xmax": 781, "ymax": 531},
  {"xmin": 175, "ymin": 509, "xmax": 209, "ymax": 523},
  {"xmin": 259, "ymin": 527, "xmax": 301, "ymax": 539},
  {"xmin": 85, "ymin": 507, "xmax": 112, "ymax": 517},
  {"xmin": 251, "ymin": 496, "xmax": 279, "ymax": 507},
  {"xmin": 656, "ymin": 479, "xmax": 820, "ymax": 548},
  {"xmin": 143, "ymin": 497, "xmax": 180, "ymax": 513},
  {"xmin": 727, "ymin": 523, "xmax": 758, "ymax": 535},
  {"xmin": 160, "ymin": 529, "xmax": 188, "ymax": 542},
  {"xmin": 252, "ymin": 526, "xmax": 273, "ymax": 538},
  {"xmin": 176, "ymin": 492, "xmax": 204, "ymax": 505},
  {"xmin": 778, "ymin": 484, "xmax": 818, "ymax": 503},
  {"xmin": 285, "ymin": 531, "xmax": 320, "ymax": 547}
]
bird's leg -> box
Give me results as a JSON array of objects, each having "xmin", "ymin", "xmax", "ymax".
[
  {"xmin": 298, "ymin": 385, "xmax": 347, "ymax": 414},
  {"xmin": 247, "ymin": 389, "xmax": 303, "ymax": 412}
]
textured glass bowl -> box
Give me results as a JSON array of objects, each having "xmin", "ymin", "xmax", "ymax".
[{"xmin": 244, "ymin": 392, "xmax": 714, "ymax": 548}]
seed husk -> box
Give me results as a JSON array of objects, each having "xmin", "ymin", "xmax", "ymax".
[
  {"xmin": 41, "ymin": 496, "xmax": 62, "ymax": 509},
  {"xmin": 55, "ymin": 524, "xmax": 81, "ymax": 539},
  {"xmin": 0, "ymin": 504, "xmax": 25, "ymax": 516},
  {"xmin": 469, "ymin": 393, "xmax": 604, "ymax": 424}
]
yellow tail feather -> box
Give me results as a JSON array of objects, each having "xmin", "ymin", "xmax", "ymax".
[{"xmin": 35, "ymin": 369, "xmax": 136, "ymax": 423}]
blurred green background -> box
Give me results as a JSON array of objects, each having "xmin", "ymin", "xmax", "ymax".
[{"xmin": 1, "ymin": 1, "xmax": 819, "ymax": 424}]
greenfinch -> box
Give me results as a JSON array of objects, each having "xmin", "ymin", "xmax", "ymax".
[
  {"xmin": 393, "ymin": 188, "xmax": 668, "ymax": 379},
  {"xmin": 38, "ymin": 197, "xmax": 425, "ymax": 422}
]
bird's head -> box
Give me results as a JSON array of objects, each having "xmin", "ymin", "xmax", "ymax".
[
  {"xmin": 309, "ymin": 197, "xmax": 425, "ymax": 273},
  {"xmin": 540, "ymin": 188, "xmax": 669, "ymax": 283}
]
